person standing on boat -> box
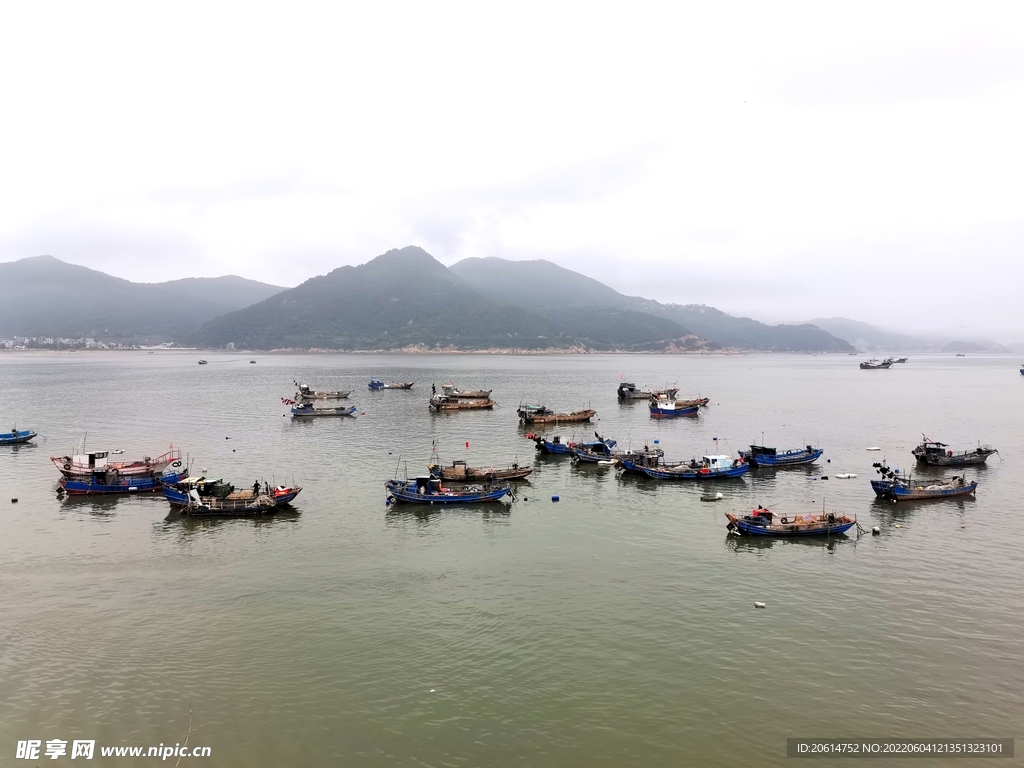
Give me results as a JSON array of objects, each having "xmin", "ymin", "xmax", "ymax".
[{"xmin": 253, "ymin": 480, "xmax": 261, "ymax": 496}]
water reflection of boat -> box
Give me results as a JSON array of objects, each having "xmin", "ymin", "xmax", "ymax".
[{"xmin": 725, "ymin": 534, "xmax": 847, "ymax": 553}]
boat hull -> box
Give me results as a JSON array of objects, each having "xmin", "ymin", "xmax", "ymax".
[
  {"xmin": 729, "ymin": 515, "xmax": 855, "ymax": 536},
  {"xmin": 429, "ymin": 464, "xmax": 533, "ymax": 481},
  {"xmin": 518, "ymin": 409, "xmax": 596, "ymax": 424},
  {"xmin": 429, "ymin": 398, "xmax": 495, "ymax": 411},
  {"xmin": 385, "ymin": 479, "xmax": 511, "ymax": 504},
  {"xmin": 649, "ymin": 404, "xmax": 699, "ymax": 419},
  {"xmin": 870, "ymin": 479, "xmax": 978, "ymax": 501},
  {"xmin": 163, "ymin": 485, "xmax": 302, "ymax": 507},
  {"xmin": 637, "ymin": 463, "xmax": 749, "ymax": 480},
  {"xmin": 0, "ymin": 430, "xmax": 36, "ymax": 445},
  {"xmin": 913, "ymin": 451, "xmax": 995, "ymax": 466},
  {"xmin": 741, "ymin": 448, "xmax": 823, "ymax": 467},
  {"xmin": 291, "ymin": 405, "xmax": 357, "ymax": 417},
  {"xmin": 61, "ymin": 471, "xmax": 187, "ymax": 495}
]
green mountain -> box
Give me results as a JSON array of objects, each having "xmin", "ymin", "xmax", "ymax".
[
  {"xmin": 0, "ymin": 256, "xmax": 284, "ymax": 341},
  {"xmin": 451, "ymin": 257, "xmax": 853, "ymax": 352},
  {"xmin": 190, "ymin": 247, "xmax": 569, "ymax": 350}
]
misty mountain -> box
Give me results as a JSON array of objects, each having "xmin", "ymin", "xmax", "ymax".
[
  {"xmin": 0, "ymin": 255, "xmax": 277, "ymax": 340},
  {"xmin": 154, "ymin": 275, "xmax": 283, "ymax": 312},
  {"xmin": 190, "ymin": 247, "xmax": 703, "ymax": 351},
  {"xmin": 452, "ymin": 257, "xmax": 853, "ymax": 352}
]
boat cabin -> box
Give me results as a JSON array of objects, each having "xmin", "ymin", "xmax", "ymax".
[
  {"xmin": 413, "ymin": 476, "xmax": 443, "ymax": 495},
  {"xmin": 73, "ymin": 451, "xmax": 110, "ymax": 469},
  {"xmin": 703, "ymin": 455, "xmax": 738, "ymax": 471}
]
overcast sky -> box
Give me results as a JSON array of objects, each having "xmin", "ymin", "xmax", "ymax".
[{"xmin": 1, "ymin": 2, "xmax": 1022, "ymax": 339}]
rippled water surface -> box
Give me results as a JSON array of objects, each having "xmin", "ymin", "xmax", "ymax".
[{"xmin": 1, "ymin": 352, "xmax": 1022, "ymax": 766}]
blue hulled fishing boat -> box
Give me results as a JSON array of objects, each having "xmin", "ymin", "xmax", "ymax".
[
  {"xmin": 60, "ymin": 469, "xmax": 187, "ymax": 496},
  {"xmin": 162, "ymin": 477, "xmax": 302, "ymax": 507},
  {"xmin": 1, "ymin": 427, "xmax": 36, "ymax": 445},
  {"xmin": 385, "ymin": 477, "xmax": 511, "ymax": 504},
  {"xmin": 633, "ymin": 454, "xmax": 749, "ymax": 480},
  {"xmin": 369, "ymin": 379, "xmax": 414, "ymax": 390},
  {"xmin": 726, "ymin": 508, "xmax": 856, "ymax": 536},
  {"xmin": 532, "ymin": 432, "xmax": 616, "ymax": 456},
  {"xmin": 288, "ymin": 401, "xmax": 357, "ymax": 418},
  {"xmin": 739, "ymin": 444, "xmax": 823, "ymax": 467},
  {"xmin": 870, "ymin": 462, "xmax": 977, "ymax": 501},
  {"xmin": 649, "ymin": 400, "xmax": 699, "ymax": 419}
]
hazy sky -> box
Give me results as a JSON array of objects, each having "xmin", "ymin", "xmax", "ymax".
[{"xmin": 1, "ymin": 2, "xmax": 1022, "ymax": 339}]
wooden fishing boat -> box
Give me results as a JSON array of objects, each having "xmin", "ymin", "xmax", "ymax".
[
  {"xmin": 893, "ymin": 357, "xmax": 908, "ymax": 363},
  {"xmin": 1, "ymin": 428, "xmax": 36, "ymax": 445},
  {"xmin": 369, "ymin": 379, "xmax": 414, "ymax": 390},
  {"xmin": 428, "ymin": 395, "xmax": 495, "ymax": 411},
  {"xmin": 52, "ymin": 447, "xmax": 183, "ymax": 478},
  {"xmin": 441, "ymin": 383, "xmax": 492, "ymax": 399},
  {"xmin": 182, "ymin": 493, "xmax": 281, "ymax": 516},
  {"xmin": 616, "ymin": 446, "xmax": 667, "ymax": 473},
  {"xmin": 859, "ymin": 358, "xmax": 892, "ymax": 369},
  {"xmin": 870, "ymin": 463, "xmax": 978, "ymax": 501},
  {"xmin": 673, "ymin": 397, "xmax": 710, "ymax": 408},
  {"xmin": 617, "ymin": 382, "xmax": 679, "ymax": 400},
  {"xmin": 633, "ymin": 454, "xmax": 749, "ymax": 480},
  {"xmin": 60, "ymin": 469, "xmax": 187, "ymax": 496},
  {"xmin": 726, "ymin": 508, "xmax": 856, "ymax": 536},
  {"xmin": 294, "ymin": 381, "xmax": 351, "ymax": 400},
  {"xmin": 911, "ymin": 438, "xmax": 997, "ymax": 466},
  {"xmin": 198, "ymin": 360, "xmax": 208, "ymax": 365},
  {"xmin": 162, "ymin": 477, "xmax": 302, "ymax": 507},
  {"xmin": 517, "ymin": 404, "xmax": 596, "ymax": 424},
  {"xmin": 385, "ymin": 477, "xmax": 511, "ymax": 504},
  {"xmin": 429, "ymin": 460, "xmax": 533, "ymax": 482},
  {"xmin": 290, "ymin": 402, "xmax": 357, "ymax": 417},
  {"xmin": 649, "ymin": 399, "xmax": 699, "ymax": 419},
  {"xmin": 739, "ymin": 444, "xmax": 823, "ymax": 467}
]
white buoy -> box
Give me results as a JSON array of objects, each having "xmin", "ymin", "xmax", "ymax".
[
  {"xmin": 866, "ymin": 447, "xmax": 881, "ymax": 451},
  {"xmin": 894, "ymin": 524, "xmax": 901, "ymax": 528},
  {"xmin": 754, "ymin": 602, "xmax": 766, "ymax": 609},
  {"xmin": 872, "ymin": 526, "xmax": 880, "ymax": 535},
  {"xmin": 835, "ymin": 473, "xmax": 857, "ymax": 479}
]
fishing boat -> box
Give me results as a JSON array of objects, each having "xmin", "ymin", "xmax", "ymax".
[
  {"xmin": 870, "ymin": 462, "xmax": 978, "ymax": 501},
  {"xmin": 739, "ymin": 444, "xmax": 823, "ymax": 467},
  {"xmin": 429, "ymin": 460, "xmax": 533, "ymax": 482},
  {"xmin": 369, "ymin": 379, "xmax": 414, "ymax": 390},
  {"xmin": 649, "ymin": 398, "xmax": 699, "ymax": 419},
  {"xmin": 1, "ymin": 427, "xmax": 36, "ymax": 445},
  {"xmin": 441, "ymin": 383, "xmax": 492, "ymax": 399},
  {"xmin": 52, "ymin": 447, "xmax": 183, "ymax": 478},
  {"xmin": 182, "ymin": 492, "xmax": 281, "ymax": 516},
  {"xmin": 198, "ymin": 360, "xmax": 208, "ymax": 365},
  {"xmin": 893, "ymin": 357, "xmax": 909, "ymax": 363},
  {"xmin": 1020, "ymin": 364, "xmax": 1024, "ymax": 376},
  {"xmin": 385, "ymin": 477, "xmax": 511, "ymax": 504},
  {"xmin": 162, "ymin": 476, "xmax": 302, "ymax": 508},
  {"xmin": 288, "ymin": 402, "xmax": 357, "ymax": 418},
  {"xmin": 571, "ymin": 436, "xmax": 624, "ymax": 463},
  {"xmin": 632, "ymin": 454, "xmax": 749, "ymax": 480},
  {"xmin": 250, "ymin": 360, "xmax": 257, "ymax": 364},
  {"xmin": 673, "ymin": 397, "xmax": 710, "ymax": 408},
  {"xmin": 955, "ymin": 353, "xmax": 966, "ymax": 357},
  {"xmin": 428, "ymin": 395, "xmax": 495, "ymax": 411},
  {"xmin": 912, "ymin": 438, "xmax": 997, "ymax": 466},
  {"xmin": 59, "ymin": 468, "xmax": 187, "ymax": 496},
  {"xmin": 617, "ymin": 382, "xmax": 681, "ymax": 400},
  {"xmin": 294, "ymin": 381, "xmax": 351, "ymax": 400},
  {"xmin": 859, "ymin": 358, "xmax": 892, "ymax": 369},
  {"xmin": 517, "ymin": 403, "xmax": 596, "ymax": 424},
  {"xmin": 530, "ymin": 434, "xmax": 574, "ymax": 454},
  {"xmin": 725, "ymin": 508, "xmax": 856, "ymax": 536},
  {"xmin": 616, "ymin": 446, "xmax": 668, "ymax": 473}
]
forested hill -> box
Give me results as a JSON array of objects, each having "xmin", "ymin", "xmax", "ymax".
[
  {"xmin": 189, "ymin": 247, "xmax": 702, "ymax": 351},
  {"xmin": 451, "ymin": 257, "xmax": 854, "ymax": 352}
]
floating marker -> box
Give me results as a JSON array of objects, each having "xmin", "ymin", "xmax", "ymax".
[
  {"xmin": 551, "ymin": 495, "xmax": 560, "ymax": 502},
  {"xmin": 754, "ymin": 602, "xmax": 766, "ymax": 609},
  {"xmin": 11, "ymin": 498, "xmax": 17, "ymax": 504},
  {"xmin": 653, "ymin": 438, "xmax": 659, "ymax": 444},
  {"xmin": 872, "ymin": 526, "xmax": 880, "ymax": 535},
  {"xmin": 465, "ymin": 441, "xmax": 470, "ymax": 448},
  {"xmin": 894, "ymin": 524, "xmax": 901, "ymax": 528}
]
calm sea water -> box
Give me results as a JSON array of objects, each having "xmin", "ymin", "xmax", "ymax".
[{"xmin": 1, "ymin": 352, "xmax": 1022, "ymax": 766}]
